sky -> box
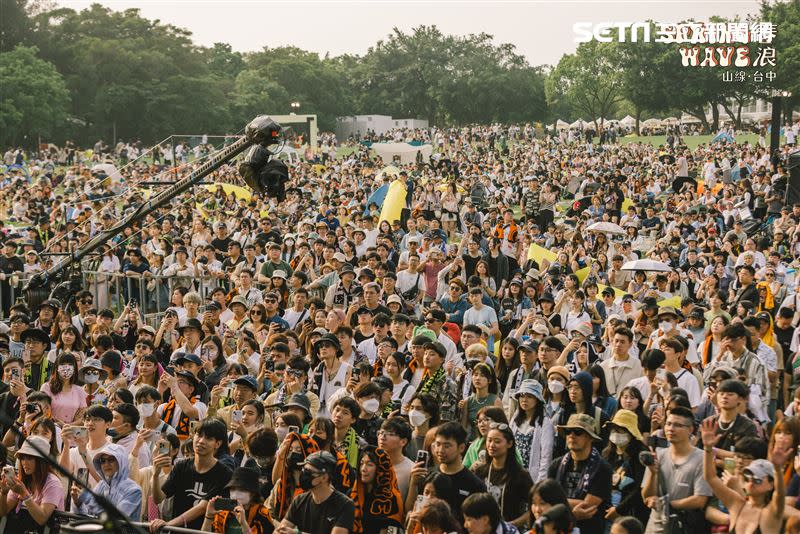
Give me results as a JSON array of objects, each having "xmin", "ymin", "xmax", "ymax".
[{"xmin": 59, "ymin": 0, "xmax": 763, "ymax": 66}]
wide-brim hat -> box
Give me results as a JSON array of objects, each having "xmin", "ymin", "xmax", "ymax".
[
  {"xmin": 225, "ymin": 467, "xmax": 261, "ymax": 495},
  {"xmin": 79, "ymin": 358, "xmax": 109, "ymax": 381},
  {"xmin": 16, "ymin": 435, "xmax": 50, "ymax": 458},
  {"xmin": 284, "ymin": 393, "xmax": 312, "ymax": 416},
  {"xmin": 557, "ymin": 413, "xmax": 601, "ymax": 441},
  {"xmin": 514, "ymin": 379, "xmax": 544, "ymax": 402},
  {"xmin": 604, "ymin": 409, "xmax": 644, "ymax": 442},
  {"xmin": 313, "ymin": 333, "xmax": 341, "ymax": 352},
  {"xmin": 178, "ymin": 318, "xmax": 203, "ymax": 334},
  {"xmin": 229, "ymin": 296, "xmax": 249, "ymax": 309}
]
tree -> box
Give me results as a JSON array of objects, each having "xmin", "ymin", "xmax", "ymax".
[
  {"xmin": 0, "ymin": 45, "xmax": 69, "ymax": 145},
  {"xmin": 546, "ymin": 40, "xmax": 625, "ymax": 131},
  {"xmin": 761, "ymin": 0, "xmax": 800, "ymax": 114}
]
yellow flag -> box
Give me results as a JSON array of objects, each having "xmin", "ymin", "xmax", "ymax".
[
  {"xmin": 527, "ymin": 243, "xmax": 557, "ymax": 264},
  {"xmin": 576, "ymin": 262, "xmax": 593, "ymax": 284},
  {"xmin": 657, "ymin": 296, "xmax": 682, "ymax": 308},
  {"xmin": 598, "ymin": 284, "xmax": 627, "ymax": 299}
]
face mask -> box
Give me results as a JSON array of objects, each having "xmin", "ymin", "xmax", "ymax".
[
  {"xmin": 275, "ymin": 426, "xmax": 288, "ymax": 442},
  {"xmin": 287, "ymin": 451, "xmax": 304, "ymax": 471},
  {"xmin": 361, "ymin": 399, "xmax": 380, "ymax": 415},
  {"xmin": 548, "ymin": 380, "xmax": 565, "ymax": 394},
  {"xmin": 84, "ymin": 373, "xmax": 99, "ymax": 384},
  {"xmin": 106, "ymin": 428, "xmax": 118, "ymax": 438},
  {"xmin": 229, "ymin": 490, "xmax": 250, "ymax": 506},
  {"xmin": 609, "ymin": 431, "xmax": 631, "ymax": 447},
  {"xmin": 138, "ymin": 403, "xmax": 155, "ymax": 418},
  {"xmin": 659, "ymin": 321, "xmax": 674, "ymax": 334},
  {"xmin": 58, "ymin": 365, "xmax": 74, "ymax": 379},
  {"xmin": 299, "ymin": 469, "xmax": 317, "ymax": 491},
  {"xmin": 408, "ymin": 409, "xmax": 428, "ymax": 427},
  {"xmin": 311, "ymin": 435, "xmax": 325, "ymax": 449}
]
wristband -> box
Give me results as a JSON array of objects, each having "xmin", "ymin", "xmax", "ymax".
[{"xmin": 205, "ymin": 514, "xmax": 215, "ymax": 520}]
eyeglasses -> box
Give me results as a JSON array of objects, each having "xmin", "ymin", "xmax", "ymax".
[
  {"xmin": 135, "ymin": 344, "xmax": 149, "ymax": 350},
  {"xmin": 265, "ymin": 299, "xmax": 278, "ymax": 304},
  {"xmin": 80, "ymin": 299, "xmax": 93, "ymax": 305},
  {"xmin": 377, "ymin": 430, "xmax": 398, "ymax": 438},
  {"xmin": 742, "ymin": 473, "xmax": 763, "ymax": 484}
]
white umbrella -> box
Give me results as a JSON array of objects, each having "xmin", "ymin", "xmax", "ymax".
[
  {"xmin": 621, "ymin": 259, "xmax": 672, "ymax": 272},
  {"xmin": 586, "ymin": 222, "xmax": 625, "ymax": 235}
]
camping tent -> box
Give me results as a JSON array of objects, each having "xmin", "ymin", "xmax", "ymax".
[{"xmin": 370, "ymin": 143, "xmax": 433, "ymax": 165}]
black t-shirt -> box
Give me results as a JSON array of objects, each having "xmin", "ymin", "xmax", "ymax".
[
  {"xmin": 548, "ymin": 455, "xmax": 612, "ymax": 534},
  {"xmin": 162, "ymin": 458, "xmax": 232, "ymax": 530},
  {"xmin": 285, "ymin": 489, "xmax": 355, "ymax": 534},
  {"xmin": 431, "ymin": 466, "xmax": 487, "ymax": 521},
  {"xmin": 211, "ymin": 236, "xmax": 233, "ymax": 261}
]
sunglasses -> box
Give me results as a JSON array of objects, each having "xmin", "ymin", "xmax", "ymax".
[
  {"xmin": 564, "ymin": 428, "xmax": 587, "ymax": 437},
  {"xmin": 250, "ymin": 311, "xmax": 263, "ymax": 316},
  {"xmin": 99, "ymin": 456, "xmax": 117, "ymax": 465},
  {"xmin": 742, "ymin": 473, "xmax": 763, "ymax": 484},
  {"xmin": 286, "ymin": 369, "xmax": 305, "ymax": 378},
  {"xmin": 80, "ymin": 299, "xmax": 93, "ymax": 305},
  {"xmin": 265, "ymin": 299, "xmax": 278, "ymax": 304},
  {"xmin": 317, "ymin": 342, "xmax": 335, "ymax": 349}
]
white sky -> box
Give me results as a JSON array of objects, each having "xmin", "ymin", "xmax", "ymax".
[{"xmin": 58, "ymin": 0, "xmax": 762, "ymax": 66}]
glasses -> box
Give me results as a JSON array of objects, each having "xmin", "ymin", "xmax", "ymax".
[
  {"xmin": 317, "ymin": 342, "xmax": 335, "ymax": 349},
  {"xmin": 564, "ymin": 428, "xmax": 587, "ymax": 437},
  {"xmin": 766, "ymin": 273, "xmax": 775, "ymax": 278},
  {"xmin": 287, "ymin": 369, "xmax": 305, "ymax": 378},
  {"xmin": 251, "ymin": 311, "xmax": 263, "ymax": 316},
  {"xmin": 743, "ymin": 473, "xmax": 763, "ymax": 484},
  {"xmin": 265, "ymin": 299, "xmax": 278, "ymax": 304},
  {"xmin": 135, "ymin": 344, "xmax": 149, "ymax": 350},
  {"xmin": 301, "ymin": 468, "xmax": 323, "ymax": 477},
  {"xmin": 424, "ymin": 318, "xmax": 437, "ymax": 323},
  {"xmin": 80, "ymin": 299, "xmax": 93, "ymax": 305},
  {"xmin": 377, "ymin": 430, "xmax": 398, "ymax": 438}
]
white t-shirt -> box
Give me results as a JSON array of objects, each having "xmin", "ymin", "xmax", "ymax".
[{"xmin": 156, "ymin": 400, "xmax": 209, "ymax": 429}]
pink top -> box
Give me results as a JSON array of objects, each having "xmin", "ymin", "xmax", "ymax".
[
  {"xmin": 41, "ymin": 383, "xmax": 88, "ymax": 424},
  {"xmin": 9, "ymin": 473, "xmax": 64, "ymax": 513}
]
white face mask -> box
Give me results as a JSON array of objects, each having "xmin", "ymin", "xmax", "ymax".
[
  {"xmin": 275, "ymin": 426, "xmax": 288, "ymax": 442},
  {"xmin": 659, "ymin": 321, "xmax": 674, "ymax": 334},
  {"xmin": 408, "ymin": 409, "xmax": 428, "ymax": 427},
  {"xmin": 84, "ymin": 373, "xmax": 99, "ymax": 384},
  {"xmin": 58, "ymin": 365, "xmax": 74, "ymax": 379},
  {"xmin": 609, "ymin": 431, "xmax": 631, "ymax": 447},
  {"xmin": 229, "ymin": 489, "xmax": 250, "ymax": 506},
  {"xmin": 548, "ymin": 380, "xmax": 565, "ymax": 394},
  {"xmin": 138, "ymin": 403, "xmax": 155, "ymax": 418},
  {"xmin": 361, "ymin": 398, "xmax": 380, "ymax": 415}
]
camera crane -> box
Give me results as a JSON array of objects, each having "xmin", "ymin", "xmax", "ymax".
[{"xmin": 24, "ymin": 115, "xmax": 289, "ymax": 309}]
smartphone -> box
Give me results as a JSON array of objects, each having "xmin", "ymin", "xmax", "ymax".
[
  {"xmin": 148, "ymin": 430, "xmax": 162, "ymax": 443},
  {"xmin": 76, "ymin": 467, "xmax": 89, "ymax": 486},
  {"xmin": 724, "ymin": 457, "xmax": 736, "ymax": 475},
  {"xmin": 10, "ymin": 368, "xmax": 21, "ymax": 381},
  {"xmin": 416, "ymin": 450, "xmax": 430, "ymax": 469},
  {"xmin": 201, "ymin": 347, "xmax": 210, "ymax": 361},
  {"xmin": 129, "ymin": 298, "xmax": 137, "ymax": 308},
  {"xmin": 189, "ymin": 420, "xmax": 199, "ymax": 434},
  {"xmin": 656, "ymin": 369, "xmax": 668, "ymax": 381},
  {"xmin": 232, "ymin": 410, "xmax": 243, "ymax": 423},
  {"xmin": 266, "ymin": 359, "xmax": 274, "ymax": 372},
  {"xmin": 288, "ymin": 425, "xmax": 299, "ymax": 434},
  {"xmin": 165, "ymin": 365, "xmax": 175, "ymax": 376},
  {"xmin": 647, "ymin": 435, "xmax": 668, "ymax": 449},
  {"xmin": 223, "ymin": 387, "xmax": 232, "ymax": 398},
  {"xmin": 72, "ymin": 427, "xmax": 88, "ymax": 441},
  {"xmin": 157, "ymin": 441, "xmax": 170, "ymax": 457},
  {"xmin": 2, "ymin": 466, "xmax": 14, "ymax": 482},
  {"xmin": 352, "ymin": 368, "xmax": 361, "ymax": 380},
  {"xmin": 215, "ymin": 498, "xmax": 238, "ymax": 511}
]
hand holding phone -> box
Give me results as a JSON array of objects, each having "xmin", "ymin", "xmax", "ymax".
[{"xmin": 416, "ymin": 450, "xmax": 430, "ymax": 469}]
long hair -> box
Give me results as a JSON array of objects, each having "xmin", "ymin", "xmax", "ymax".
[
  {"xmin": 202, "ymin": 335, "xmax": 226, "ymax": 368},
  {"xmin": 496, "ymin": 338, "xmax": 520, "ymax": 389},
  {"xmin": 19, "ymin": 454, "xmax": 51, "ymax": 497},
  {"xmin": 57, "ymin": 325, "xmax": 85, "ymax": 353},
  {"xmin": 529, "ymin": 479, "xmax": 571, "ymax": 526},
  {"xmin": 30, "ymin": 418, "xmax": 59, "ymax": 457},
  {"xmin": 308, "ymin": 416, "xmax": 335, "ymax": 453},
  {"xmin": 132, "ymin": 353, "xmax": 161, "ymax": 388},
  {"xmin": 48, "ymin": 352, "xmax": 78, "ymax": 395},
  {"xmin": 473, "ymin": 425, "xmax": 527, "ymax": 483},
  {"xmin": 513, "ymin": 393, "xmax": 544, "ymax": 427},
  {"xmin": 588, "ymin": 363, "xmax": 611, "ymax": 399},
  {"xmin": 470, "ymin": 362, "xmax": 499, "ymax": 395}
]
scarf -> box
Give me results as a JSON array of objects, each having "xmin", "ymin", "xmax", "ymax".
[
  {"xmin": 332, "ymin": 450, "xmax": 355, "ymax": 494},
  {"xmin": 418, "ymin": 366, "xmax": 446, "ymax": 396},
  {"xmin": 161, "ymin": 396, "xmax": 198, "ymax": 440},
  {"xmin": 211, "ymin": 504, "xmax": 273, "ymax": 534},
  {"xmin": 757, "ymin": 281, "xmax": 774, "ymax": 311},
  {"xmin": 341, "ymin": 427, "xmax": 360, "ymax": 468},
  {"xmin": 351, "ymin": 448, "xmax": 404, "ymax": 534},
  {"xmin": 274, "ymin": 433, "xmax": 319, "ymax": 519},
  {"xmin": 555, "ymin": 447, "xmax": 602, "ymax": 500},
  {"xmin": 702, "ymin": 335, "xmax": 715, "ymax": 367}
]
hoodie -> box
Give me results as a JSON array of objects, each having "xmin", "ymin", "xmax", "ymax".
[{"xmin": 77, "ymin": 443, "xmax": 142, "ymax": 519}]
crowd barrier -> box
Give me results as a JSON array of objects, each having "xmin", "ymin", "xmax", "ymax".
[{"xmin": 45, "ymin": 511, "xmax": 207, "ymax": 534}]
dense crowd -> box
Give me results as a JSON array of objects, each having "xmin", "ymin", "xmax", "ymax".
[{"xmin": 0, "ymin": 120, "xmax": 798, "ymax": 534}]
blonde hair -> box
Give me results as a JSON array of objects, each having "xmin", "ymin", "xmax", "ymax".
[
  {"xmin": 465, "ymin": 343, "xmax": 488, "ymax": 360},
  {"xmin": 184, "ymin": 292, "xmax": 202, "ymax": 306}
]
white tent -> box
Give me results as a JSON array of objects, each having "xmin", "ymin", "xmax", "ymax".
[
  {"xmin": 680, "ymin": 114, "xmax": 702, "ymax": 124},
  {"xmin": 642, "ymin": 118, "xmax": 663, "ymax": 128},
  {"xmin": 556, "ymin": 120, "xmax": 570, "ymax": 131},
  {"xmin": 371, "ymin": 142, "xmax": 433, "ymax": 165},
  {"xmin": 570, "ymin": 119, "xmax": 585, "ymax": 129},
  {"xmin": 663, "ymin": 117, "xmax": 679, "ymax": 125},
  {"xmin": 619, "ymin": 115, "xmax": 636, "ymax": 127}
]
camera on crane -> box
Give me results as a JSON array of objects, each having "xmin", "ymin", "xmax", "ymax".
[{"xmin": 239, "ymin": 116, "xmax": 290, "ymax": 202}]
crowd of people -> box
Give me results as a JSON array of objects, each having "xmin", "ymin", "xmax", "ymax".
[{"xmin": 0, "ymin": 119, "xmax": 798, "ymax": 534}]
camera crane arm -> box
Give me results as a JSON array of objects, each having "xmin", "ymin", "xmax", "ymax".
[{"xmin": 24, "ymin": 115, "xmax": 283, "ymax": 297}]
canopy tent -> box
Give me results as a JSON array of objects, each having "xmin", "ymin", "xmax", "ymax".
[
  {"xmin": 569, "ymin": 119, "xmax": 586, "ymax": 129},
  {"xmin": 556, "ymin": 120, "xmax": 570, "ymax": 131},
  {"xmin": 680, "ymin": 115, "xmax": 702, "ymax": 124},
  {"xmin": 662, "ymin": 117, "xmax": 679, "ymax": 125},
  {"xmin": 619, "ymin": 115, "xmax": 636, "ymax": 127},
  {"xmin": 371, "ymin": 142, "xmax": 433, "ymax": 165},
  {"xmin": 641, "ymin": 118, "xmax": 663, "ymax": 128}
]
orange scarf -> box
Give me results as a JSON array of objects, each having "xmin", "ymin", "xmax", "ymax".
[
  {"xmin": 351, "ymin": 448, "xmax": 404, "ymax": 534},
  {"xmin": 274, "ymin": 433, "xmax": 319, "ymax": 520},
  {"xmin": 161, "ymin": 396, "xmax": 198, "ymax": 440}
]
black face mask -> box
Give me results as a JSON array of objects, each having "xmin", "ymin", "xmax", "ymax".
[
  {"xmin": 287, "ymin": 451, "xmax": 304, "ymax": 471},
  {"xmin": 299, "ymin": 469, "xmax": 317, "ymax": 491},
  {"xmin": 310, "ymin": 435, "xmax": 326, "ymax": 449}
]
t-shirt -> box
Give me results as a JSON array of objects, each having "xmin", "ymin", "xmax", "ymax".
[
  {"xmin": 9, "ymin": 472, "xmax": 64, "ymax": 514},
  {"xmin": 643, "ymin": 447, "xmax": 712, "ymax": 532},
  {"xmin": 431, "ymin": 466, "xmax": 487, "ymax": 521},
  {"xmin": 284, "ymin": 489, "xmax": 355, "ymax": 534},
  {"xmin": 162, "ymin": 458, "xmax": 232, "ymax": 530},
  {"xmin": 41, "ymin": 383, "xmax": 88, "ymax": 425},
  {"xmin": 547, "ymin": 455, "xmax": 612, "ymax": 533},
  {"xmin": 393, "ymin": 457, "xmax": 415, "ymax": 500}
]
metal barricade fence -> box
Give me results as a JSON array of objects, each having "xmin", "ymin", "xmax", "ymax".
[{"xmin": 48, "ymin": 511, "xmax": 207, "ymax": 534}]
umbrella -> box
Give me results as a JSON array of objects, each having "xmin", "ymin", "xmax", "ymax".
[
  {"xmin": 586, "ymin": 222, "xmax": 625, "ymax": 235},
  {"xmin": 731, "ymin": 163, "xmax": 753, "ymax": 181},
  {"xmin": 621, "ymin": 259, "xmax": 672, "ymax": 272}
]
